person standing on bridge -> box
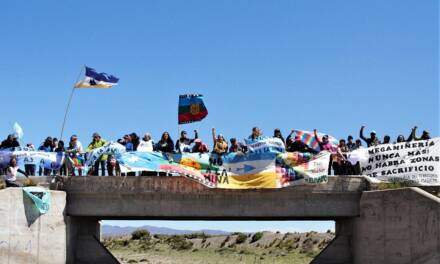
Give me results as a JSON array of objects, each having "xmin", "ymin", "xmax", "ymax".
[
  {"xmin": 359, "ymin": 125, "xmax": 380, "ymax": 147},
  {"xmin": 138, "ymin": 133, "xmax": 154, "ymax": 152},
  {"xmin": 175, "ymin": 130, "xmax": 198, "ymax": 153},
  {"xmin": 0, "ymin": 134, "xmax": 20, "ymax": 149},
  {"xmin": 24, "ymin": 143, "xmax": 36, "ymax": 176},
  {"xmin": 286, "ymin": 130, "xmax": 318, "ymax": 153},
  {"xmin": 55, "ymin": 140, "xmax": 67, "ymax": 176},
  {"xmin": 407, "ymin": 126, "xmax": 431, "ymax": 141},
  {"xmin": 314, "ymin": 129, "xmax": 344, "ymax": 175},
  {"xmin": 66, "ymin": 135, "xmax": 84, "ymax": 176},
  {"xmin": 229, "ymin": 138, "xmax": 246, "ymax": 153},
  {"xmin": 273, "ymin": 128, "xmax": 286, "ymax": 146},
  {"xmin": 313, "ymin": 130, "xmax": 338, "ymax": 153},
  {"xmin": 211, "ymin": 128, "xmax": 228, "ymax": 166},
  {"xmin": 192, "ymin": 138, "xmax": 209, "ymax": 153},
  {"xmin": 155, "ymin": 132, "xmax": 174, "ymax": 153},
  {"xmin": 382, "ymin": 135, "xmax": 391, "ymax": 145},
  {"xmin": 248, "ymin": 127, "xmax": 264, "ymax": 141},
  {"xmin": 38, "ymin": 137, "xmax": 53, "ymax": 176},
  {"xmin": 130, "ymin": 133, "xmax": 140, "ymax": 151},
  {"xmin": 87, "ymin": 133, "xmax": 107, "ymax": 176},
  {"xmin": 346, "ymin": 135, "xmax": 356, "ymax": 151},
  {"xmin": 123, "ymin": 135, "xmax": 134, "ymax": 151}
]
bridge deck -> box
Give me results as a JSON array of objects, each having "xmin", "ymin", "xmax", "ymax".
[{"xmin": 53, "ymin": 176, "xmax": 366, "ymax": 220}]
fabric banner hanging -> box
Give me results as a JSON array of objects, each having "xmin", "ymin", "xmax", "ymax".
[{"xmin": 23, "ymin": 187, "xmax": 51, "ymax": 214}]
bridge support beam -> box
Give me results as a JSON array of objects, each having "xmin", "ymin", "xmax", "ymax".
[
  {"xmin": 313, "ymin": 187, "xmax": 440, "ymax": 264},
  {"xmin": 67, "ymin": 217, "xmax": 119, "ymax": 264}
]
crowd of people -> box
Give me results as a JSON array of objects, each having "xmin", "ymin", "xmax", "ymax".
[{"xmin": 0, "ymin": 125, "xmax": 432, "ymax": 186}]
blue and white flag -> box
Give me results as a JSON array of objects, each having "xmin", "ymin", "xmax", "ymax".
[
  {"xmin": 75, "ymin": 66, "xmax": 119, "ymax": 88},
  {"xmin": 244, "ymin": 137, "xmax": 285, "ymax": 154}
]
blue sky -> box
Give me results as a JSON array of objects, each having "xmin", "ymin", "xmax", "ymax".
[
  {"xmin": 103, "ymin": 220, "xmax": 334, "ymax": 233},
  {"xmin": 1, "ymin": 1, "xmax": 438, "ymax": 232}
]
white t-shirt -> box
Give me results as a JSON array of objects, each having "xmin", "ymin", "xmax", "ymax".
[
  {"xmin": 138, "ymin": 140, "xmax": 154, "ymax": 152},
  {"xmin": 5, "ymin": 166, "xmax": 19, "ymax": 181},
  {"xmin": 74, "ymin": 141, "xmax": 83, "ymax": 153}
]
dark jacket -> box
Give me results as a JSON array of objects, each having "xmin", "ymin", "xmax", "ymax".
[
  {"xmin": 175, "ymin": 131, "xmax": 198, "ymax": 152},
  {"xmin": 0, "ymin": 139, "xmax": 19, "ymax": 149},
  {"xmin": 286, "ymin": 140, "xmax": 317, "ymax": 153},
  {"xmin": 360, "ymin": 128, "xmax": 380, "ymax": 147},
  {"xmin": 156, "ymin": 139, "xmax": 174, "ymax": 153},
  {"xmin": 407, "ymin": 128, "xmax": 430, "ymax": 141}
]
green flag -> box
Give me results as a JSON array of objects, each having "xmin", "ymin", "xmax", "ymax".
[{"xmin": 23, "ymin": 187, "xmax": 51, "ymax": 214}]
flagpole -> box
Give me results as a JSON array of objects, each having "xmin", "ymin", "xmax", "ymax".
[
  {"xmin": 60, "ymin": 66, "xmax": 84, "ymax": 140},
  {"xmin": 177, "ymin": 95, "xmax": 181, "ymax": 139}
]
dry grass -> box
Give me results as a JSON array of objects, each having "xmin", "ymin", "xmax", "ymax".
[{"xmin": 104, "ymin": 231, "xmax": 334, "ymax": 264}]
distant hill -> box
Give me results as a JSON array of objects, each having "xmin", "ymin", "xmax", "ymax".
[{"xmin": 102, "ymin": 225, "xmax": 230, "ymax": 237}]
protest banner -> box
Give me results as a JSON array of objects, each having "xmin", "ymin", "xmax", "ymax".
[
  {"xmin": 85, "ymin": 142, "xmax": 126, "ymax": 167},
  {"xmin": 0, "ymin": 148, "xmax": 65, "ymax": 170},
  {"xmin": 351, "ymin": 138, "xmax": 440, "ymax": 185},
  {"xmin": 244, "ymin": 137, "xmax": 285, "ymax": 153},
  {"xmin": 117, "ymin": 142, "xmax": 329, "ymax": 189}
]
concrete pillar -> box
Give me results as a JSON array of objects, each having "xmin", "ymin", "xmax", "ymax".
[
  {"xmin": 67, "ymin": 217, "xmax": 118, "ymax": 264},
  {"xmin": 311, "ymin": 218, "xmax": 353, "ymax": 264},
  {"xmin": 0, "ymin": 188, "xmax": 67, "ymax": 264},
  {"xmin": 351, "ymin": 188, "xmax": 440, "ymax": 264},
  {"xmin": 313, "ymin": 188, "xmax": 440, "ymax": 264}
]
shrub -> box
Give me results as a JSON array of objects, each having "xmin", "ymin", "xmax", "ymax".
[
  {"xmin": 251, "ymin": 232, "xmax": 263, "ymax": 243},
  {"xmin": 24, "ymin": 178, "xmax": 37, "ymax": 186},
  {"xmin": 131, "ymin": 229, "xmax": 151, "ymax": 241},
  {"xmin": 235, "ymin": 233, "xmax": 247, "ymax": 244},
  {"xmin": 184, "ymin": 232, "xmax": 209, "ymax": 240},
  {"xmin": 166, "ymin": 235, "xmax": 193, "ymax": 250}
]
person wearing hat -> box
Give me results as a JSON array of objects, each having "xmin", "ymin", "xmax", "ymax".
[
  {"xmin": 175, "ymin": 130, "xmax": 198, "ymax": 153},
  {"xmin": 66, "ymin": 135, "xmax": 84, "ymax": 176},
  {"xmin": 87, "ymin": 133, "xmax": 107, "ymax": 176},
  {"xmin": 192, "ymin": 138, "xmax": 209, "ymax": 153},
  {"xmin": 408, "ymin": 126, "xmax": 431, "ymax": 141},
  {"xmin": 360, "ymin": 125, "xmax": 380, "ymax": 147}
]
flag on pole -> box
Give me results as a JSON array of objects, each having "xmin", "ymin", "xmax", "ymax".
[
  {"xmin": 13, "ymin": 122, "xmax": 24, "ymax": 140},
  {"xmin": 178, "ymin": 94, "xmax": 208, "ymax": 124},
  {"xmin": 74, "ymin": 66, "xmax": 119, "ymax": 88}
]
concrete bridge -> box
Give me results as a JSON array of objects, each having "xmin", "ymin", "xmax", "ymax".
[{"xmin": 0, "ymin": 176, "xmax": 439, "ymax": 264}]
